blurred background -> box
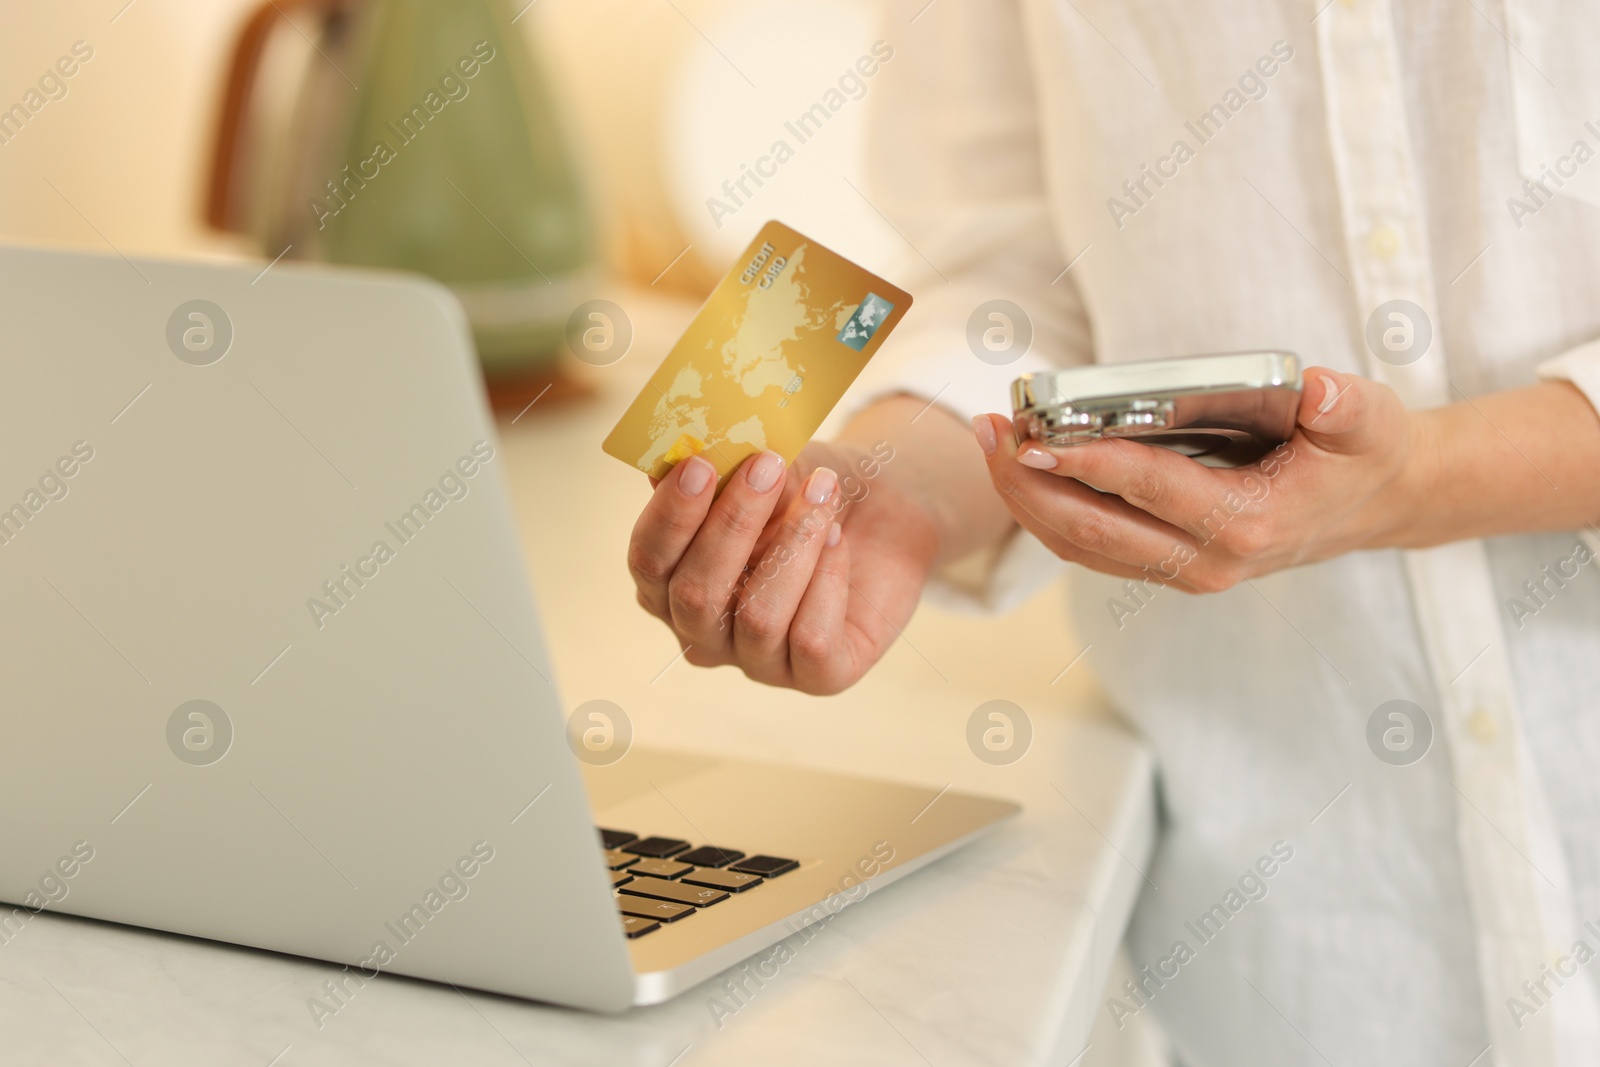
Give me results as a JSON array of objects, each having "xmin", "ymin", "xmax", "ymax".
[{"xmin": 0, "ymin": 0, "xmax": 905, "ymax": 364}]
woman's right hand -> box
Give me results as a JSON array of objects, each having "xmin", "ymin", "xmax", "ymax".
[{"xmin": 625, "ymin": 439, "xmax": 941, "ymax": 695}]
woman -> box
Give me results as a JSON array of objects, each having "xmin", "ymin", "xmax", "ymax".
[{"xmin": 626, "ymin": 2, "xmax": 1600, "ymax": 1063}]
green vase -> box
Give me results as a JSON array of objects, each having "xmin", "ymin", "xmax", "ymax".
[{"xmin": 299, "ymin": 0, "xmax": 593, "ymax": 373}]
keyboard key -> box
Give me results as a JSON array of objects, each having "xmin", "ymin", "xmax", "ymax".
[
  {"xmin": 729, "ymin": 855, "xmax": 799, "ymax": 878},
  {"xmin": 621, "ymin": 915, "xmax": 660, "ymax": 939},
  {"xmin": 681, "ymin": 868, "xmax": 764, "ymax": 893},
  {"xmin": 610, "ymin": 870, "xmax": 635, "ymax": 888},
  {"xmin": 602, "ymin": 850, "xmax": 640, "ymax": 871},
  {"xmin": 619, "ymin": 877, "xmax": 730, "ymax": 908},
  {"xmin": 678, "ymin": 846, "xmax": 745, "ymax": 868},
  {"xmin": 617, "ymin": 897, "xmax": 695, "ymax": 923},
  {"xmin": 629, "ymin": 858, "xmax": 693, "ymax": 880},
  {"xmin": 599, "ymin": 828, "xmax": 638, "ymax": 850},
  {"xmin": 622, "ymin": 836, "xmax": 690, "ymax": 858}
]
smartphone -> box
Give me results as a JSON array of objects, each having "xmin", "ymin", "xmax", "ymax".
[{"xmin": 1011, "ymin": 352, "xmax": 1302, "ymax": 468}]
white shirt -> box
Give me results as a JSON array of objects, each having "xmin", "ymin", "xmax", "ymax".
[{"xmin": 852, "ymin": 1, "xmax": 1600, "ymax": 1064}]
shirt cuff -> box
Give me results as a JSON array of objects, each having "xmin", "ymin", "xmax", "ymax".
[
  {"xmin": 1536, "ymin": 339, "xmax": 1600, "ymax": 557},
  {"xmin": 923, "ymin": 524, "xmax": 1068, "ymax": 615},
  {"xmin": 826, "ymin": 331, "xmax": 1071, "ymax": 614},
  {"xmin": 1537, "ymin": 337, "xmax": 1600, "ymax": 407}
]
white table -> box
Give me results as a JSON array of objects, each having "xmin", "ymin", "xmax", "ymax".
[{"xmin": 0, "ymin": 290, "xmax": 1154, "ymax": 1067}]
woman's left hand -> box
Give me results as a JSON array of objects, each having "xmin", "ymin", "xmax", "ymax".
[{"xmin": 970, "ymin": 368, "xmax": 1434, "ymax": 592}]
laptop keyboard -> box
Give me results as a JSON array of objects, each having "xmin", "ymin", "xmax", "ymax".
[{"xmin": 599, "ymin": 827, "xmax": 799, "ymax": 939}]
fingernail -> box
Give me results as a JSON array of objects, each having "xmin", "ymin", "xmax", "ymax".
[
  {"xmin": 1318, "ymin": 374, "xmax": 1342, "ymax": 414},
  {"xmin": 746, "ymin": 450, "xmax": 785, "ymax": 493},
  {"xmin": 804, "ymin": 466, "xmax": 838, "ymax": 505},
  {"xmin": 1017, "ymin": 446, "xmax": 1057, "ymax": 470},
  {"xmin": 826, "ymin": 521, "xmax": 841, "ymax": 547},
  {"xmin": 971, "ymin": 415, "xmax": 997, "ymax": 455},
  {"xmin": 677, "ymin": 455, "xmax": 713, "ymax": 496}
]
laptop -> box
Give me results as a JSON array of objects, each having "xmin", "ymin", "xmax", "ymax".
[{"xmin": 0, "ymin": 243, "xmax": 1018, "ymax": 1010}]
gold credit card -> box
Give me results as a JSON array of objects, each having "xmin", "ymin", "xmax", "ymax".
[{"xmin": 602, "ymin": 220, "xmax": 912, "ymax": 488}]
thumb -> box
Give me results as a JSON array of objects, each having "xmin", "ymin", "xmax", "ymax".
[{"xmin": 1296, "ymin": 368, "xmax": 1387, "ymax": 454}]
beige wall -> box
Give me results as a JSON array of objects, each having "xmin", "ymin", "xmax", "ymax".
[
  {"xmin": 0, "ymin": 0, "xmax": 258, "ymax": 260},
  {"xmin": 0, "ymin": 0, "xmax": 889, "ymax": 295}
]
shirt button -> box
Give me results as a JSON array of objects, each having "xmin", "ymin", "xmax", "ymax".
[
  {"xmin": 1367, "ymin": 224, "xmax": 1402, "ymax": 261},
  {"xmin": 1468, "ymin": 708, "xmax": 1499, "ymax": 743}
]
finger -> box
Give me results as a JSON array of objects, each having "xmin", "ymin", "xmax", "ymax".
[
  {"xmin": 627, "ymin": 455, "xmax": 717, "ymax": 621},
  {"xmin": 749, "ymin": 454, "xmax": 811, "ymax": 561},
  {"xmin": 788, "ymin": 521, "xmax": 857, "ymax": 695},
  {"xmin": 732, "ymin": 467, "xmax": 843, "ymax": 683},
  {"xmin": 983, "ymin": 413, "xmax": 1296, "ymax": 555},
  {"xmin": 1004, "ymin": 428, "xmax": 1244, "ymax": 536},
  {"xmin": 1297, "ymin": 367, "xmax": 1388, "ymax": 451},
  {"xmin": 667, "ymin": 450, "xmax": 788, "ymax": 656},
  {"xmin": 991, "ymin": 468, "xmax": 1201, "ymax": 587},
  {"xmin": 1014, "ymin": 510, "xmax": 1199, "ymax": 586},
  {"xmin": 975, "ymin": 414, "xmax": 1202, "ymax": 571}
]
